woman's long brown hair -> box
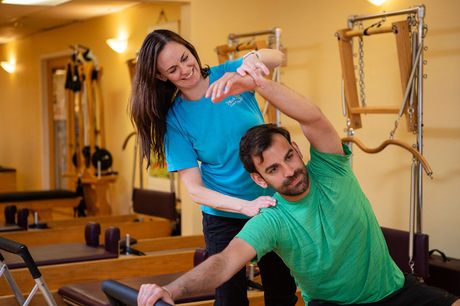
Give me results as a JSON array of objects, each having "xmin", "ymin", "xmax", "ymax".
[{"xmin": 130, "ymin": 30, "xmax": 209, "ymax": 167}]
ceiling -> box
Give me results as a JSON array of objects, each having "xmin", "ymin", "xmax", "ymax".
[{"xmin": 0, "ymin": 0, "xmax": 148, "ymax": 44}]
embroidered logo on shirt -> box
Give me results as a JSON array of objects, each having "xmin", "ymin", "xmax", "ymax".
[{"xmin": 225, "ymin": 95, "xmax": 243, "ymax": 107}]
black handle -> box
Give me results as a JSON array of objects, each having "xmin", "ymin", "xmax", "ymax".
[
  {"xmin": 101, "ymin": 279, "xmax": 172, "ymax": 306},
  {"xmin": 429, "ymin": 248, "xmax": 448, "ymax": 262},
  {"xmin": 0, "ymin": 237, "xmax": 41, "ymax": 279}
]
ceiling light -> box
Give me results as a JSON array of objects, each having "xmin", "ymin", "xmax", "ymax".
[
  {"xmin": 1, "ymin": 0, "xmax": 70, "ymax": 6},
  {"xmin": 1, "ymin": 60, "xmax": 16, "ymax": 73},
  {"xmin": 367, "ymin": 0, "xmax": 387, "ymax": 6},
  {"xmin": 106, "ymin": 37, "xmax": 128, "ymax": 54}
]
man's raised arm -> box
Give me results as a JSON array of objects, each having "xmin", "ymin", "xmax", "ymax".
[{"xmin": 206, "ymin": 73, "xmax": 343, "ymax": 154}]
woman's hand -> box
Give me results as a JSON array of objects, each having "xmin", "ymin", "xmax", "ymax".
[
  {"xmin": 138, "ymin": 284, "xmax": 174, "ymax": 306},
  {"xmin": 237, "ymin": 52, "xmax": 270, "ymax": 86},
  {"xmin": 205, "ymin": 71, "xmax": 265, "ymax": 103},
  {"xmin": 240, "ymin": 196, "xmax": 277, "ymax": 217}
]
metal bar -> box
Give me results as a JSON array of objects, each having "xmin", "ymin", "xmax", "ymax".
[
  {"xmin": 409, "ymin": 159, "xmax": 416, "ymax": 273},
  {"xmin": 416, "ymin": 8, "xmax": 425, "ymax": 234},
  {"xmin": 348, "ymin": 5, "xmax": 424, "ymax": 27},
  {"xmin": 343, "ymin": 26, "xmax": 394, "ymax": 38},
  {"xmin": 0, "ymin": 261, "xmax": 26, "ymax": 304},
  {"xmin": 23, "ymin": 284, "xmax": 39, "ymax": 306},
  {"xmin": 396, "ymin": 44, "xmax": 422, "ymax": 119},
  {"xmin": 36, "ymin": 277, "xmax": 58, "ymax": 306},
  {"xmin": 274, "ymin": 27, "xmax": 282, "ymax": 127}
]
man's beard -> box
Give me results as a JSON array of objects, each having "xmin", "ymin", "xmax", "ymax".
[{"xmin": 279, "ymin": 168, "xmax": 309, "ymax": 196}]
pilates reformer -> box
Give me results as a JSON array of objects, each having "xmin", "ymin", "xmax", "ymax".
[
  {"xmin": 336, "ymin": 5, "xmax": 430, "ymax": 277},
  {"xmin": 215, "ymin": 27, "xmax": 284, "ymax": 126},
  {"xmin": 1, "ymin": 215, "xmax": 170, "ymax": 248},
  {"xmin": 1, "ymin": 223, "xmax": 120, "ymax": 270},
  {"xmin": 0, "ymin": 190, "xmax": 81, "ymax": 223},
  {"xmin": 58, "ymin": 248, "xmax": 212, "ymax": 306},
  {"xmin": 0, "ymin": 235, "xmax": 205, "ymax": 299}
]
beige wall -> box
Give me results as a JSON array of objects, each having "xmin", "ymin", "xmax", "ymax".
[{"xmin": 0, "ymin": 0, "xmax": 459, "ymax": 257}]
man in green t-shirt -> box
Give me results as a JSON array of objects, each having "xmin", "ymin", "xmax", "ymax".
[{"xmin": 138, "ymin": 73, "xmax": 459, "ymax": 306}]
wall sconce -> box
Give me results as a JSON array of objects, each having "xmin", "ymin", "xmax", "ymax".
[
  {"xmin": 106, "ymin": 37, "xmax": 128, "ymax": 54},
  {"xmin": 367, "ymin": 0, "xmax": 387, "ymax": 6},
  {"xmin": 1, "ymin": 60, "xmax": 16, "ymax": 74}
]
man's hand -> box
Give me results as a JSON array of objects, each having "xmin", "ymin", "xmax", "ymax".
[
  {"xmin": 236, "ymin": 52, "xmax": 270, "ymax": 86},
  {"xmin": 138, "ymin": 284, "xmax": 174, "ymax": 306},
  {"xmin": 240, "ymin": 196, "xmax": 277, "ymax": 217},
  {"xmin": 205, "ymin": 71, "xmax": 265, "ymax": 103}
]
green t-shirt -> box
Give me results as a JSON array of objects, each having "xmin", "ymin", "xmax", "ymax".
[{"xmin": 236, "ymin": 145, "xmax": 404, "ymax": 305}]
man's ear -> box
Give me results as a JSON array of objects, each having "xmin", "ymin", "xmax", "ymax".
[
  {"xmin": 292, "ymin": 141, "xmax": 303, "ymax": 159},
  {"xmin": 156, "ymin": 73, "xmax": 167, "ymax": 81},
  {"xmin": 250, "ymin": 172, "xmax": 268, "ymax": 188}
]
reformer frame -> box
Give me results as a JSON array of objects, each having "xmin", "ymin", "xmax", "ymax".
[
  {"xmin": 215, "ymin": 28, "xmax": 283, "ymax": 126},
  {"xmin": 336, "ymin": 5, "xmax": 428, "ymax": 274}
]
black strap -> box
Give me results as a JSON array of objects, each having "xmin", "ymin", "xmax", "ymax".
[{"xmin": 429, "ymin": 248, "xmax": 448, "ymax": 262}]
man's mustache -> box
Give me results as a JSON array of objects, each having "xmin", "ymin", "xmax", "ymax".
[{"xmin": 283, "ymin": 169, "xmax": 306, "ymax": 187}]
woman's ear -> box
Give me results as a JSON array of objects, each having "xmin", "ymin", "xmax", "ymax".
[
  {"xmin": 250, "ymin": 172, "xmax": 268, "ymax": 189},
  {"xmin": 292, "ymin": 141, "xmax": 304, "ymax": 159},
  {"xmin": 156, "ymin": 73, "xmax": 167, "ymax": 81}
]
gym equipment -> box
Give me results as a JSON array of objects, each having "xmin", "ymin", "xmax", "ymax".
[
  {"xmin": 0, "ymin": 206, "xmax": 24, "ymax": 232},
  {"xmin": 0, "ymin": 190, "xmax": 80, "ymax": 222},
  {"xmin": 215, "ymin": 28, "xmax": 283, "ymax": 125},
  {"xmin": 336, "ymin": 5, "xmax": 430, "ymax": 276},
  {"xmin": 0, "ymin": 235, "xmax": 205, "ymax": 298},
  {"xmin": 59, "ymin": 249, "xmax": 211, "ymax": 306},
  {"xmin": 65, "ymin": 45, "xmax": 117, "ymax": 216},
  {"xmin": 426, "ymin": 249, "xmax": 460, "ymax": 296},
  {"xmin": 0, "ymin": 236, "xmax": 57, "ymax": 306},
  {"xmin": 102, "ymin": 279, "xmax": 171, "ymax": 306},
  {"xmin": 1, "ymin": 223, "xmax": 119, "ymax": 270}
]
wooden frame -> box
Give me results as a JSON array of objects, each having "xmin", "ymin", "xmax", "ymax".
[{"xmin": 336, "ymin": 20, "xmax": 416, "ymax": 130}]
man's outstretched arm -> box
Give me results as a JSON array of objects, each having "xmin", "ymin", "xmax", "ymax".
[
  {"xmin": 138, "ymin": 238, "xmax": 256, "ymax": 306},
  {"xmin": 206, "ymin": 72, "xmax": 343, "ymax": 155}
]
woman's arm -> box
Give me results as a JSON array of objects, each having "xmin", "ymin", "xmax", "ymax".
[{"xmin": 179, "ymin": 167, "xmax": 276, "ymax": 217}]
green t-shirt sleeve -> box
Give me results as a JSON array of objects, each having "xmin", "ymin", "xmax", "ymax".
[
  {"xmin": 308, "ymin": 144, "xmax": 353, "ymax": 178},
  {"xmin": 235, "ymin": 211, "xmax": 278, "ymax": 261}
]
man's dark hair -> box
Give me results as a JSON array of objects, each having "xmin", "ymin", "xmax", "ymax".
[{"xmin": 239, "ymin": 123, "xmax": 291, "ymax": 173}]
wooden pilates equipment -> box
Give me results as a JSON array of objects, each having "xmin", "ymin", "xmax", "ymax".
[
  {"xmin": 0, "ymin": 236, "xmax": 205, "ymax": 296},
  {"xmin": 341, "ymin": 137, "xmax": 432, "ymax": 177},
  {"xmin": 337, "ymin": 5, "xmax": 428, "ymax": 276},
  {"xmin": 0, "ymin": 217, "xmax": 170, "ymax": 248},
  {"xmin": 64, "ymin": 45, "xmax": 117, "ymax": 217},
  {"xmin": 215, "ymin": 28, "xmax": 283, "ymax": 125},
  {"xmin": 0, "ymin": 193, "xmax": 80, "ymax": 223}
]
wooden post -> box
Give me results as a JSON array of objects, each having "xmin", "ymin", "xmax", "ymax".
[
  {"xmin": 336, "ymin": 29, "xmax": 362, "ymax": 129},
  {"xmin": 394, "ymin": 20, "xmax": 418, "ymax": 131}
]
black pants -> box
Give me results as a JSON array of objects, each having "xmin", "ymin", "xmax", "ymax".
[
  {"xmin": 202, "ymin": 212, "xmax": 298, "ymax": 306},
  {"xmin": 309, "ymin": 274, "xmax": 458, "ymax": 306}
]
